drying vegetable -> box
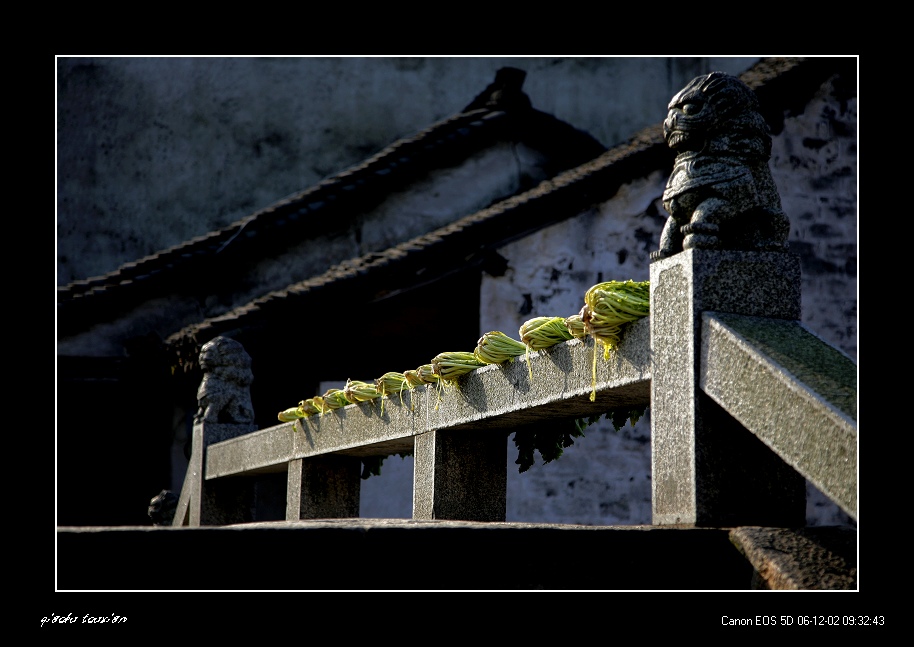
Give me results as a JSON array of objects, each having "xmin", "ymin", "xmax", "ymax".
[
  {"xmin": 398, "ymin": 370, "xmax": 427, "ymax": 410},
  {"xmin": 403, "ymin": 369, "xmax": 425, "ymax": 389},
  {"xmin": 375, "ymin": 372, "xmax": 408, "ymax": 397},
  {"xmin": 375, "ymin": 371, "xmax": 409, "ymax": 414},
  {"xmin": 579, "ymin": 279, "xmax": 650, "ymax": 401},
  {"xmin": 278, "ymin": 406, "xmax": 305, "ymax": 422},
  {"xmin": 321, "ymin": 388, "xmax": 352, "ymax": 411},
  {"xmin": 344, "ymin": 379, "xmax": 382, "ymax": 403},
  {"xmin": 518, "ymin": 316, "xmax": 574, "ymax": 380},
  {"xmin": 564, "ymin": 313, "xmax": 587, "ymax": 339},
  {"xmin": 581, "ymin": 280, "xmax": 650, "ymax": 357},
  {"xmin": 299, "ymin": 399, "xmax": 322, "ymax": 416},
  {"xmin": 415, "ymin": 364, "xmax": 440, "ymax": 386},
  {"xmin": 431, "ymin": 351, "xmax": 486, "ymax": 381},
  {"xmin": 309, "ymin": 396, "xmax": 331, "ymax": 414},
  {"xmin": 274, "ymin": 278, "xmax": 651, "ymax": 474},
  {"xmin": 278, "ymin": 397, "xmax": 323, "ymax": 422},
  {"xmin": 415, "ymin": 363, "xmax": 444, "ymax": 410},
  {"xmin": 474, "ymin": 331, "xmax": 527, "ymax": 365},
  {"xmin": 519, "ymin": 316, "xmax": 574, "ymax": 350}
]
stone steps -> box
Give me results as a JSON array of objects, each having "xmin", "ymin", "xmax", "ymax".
[{"xmin": 55, "ymin": 520, "xmax": 855, "ymax": 591}]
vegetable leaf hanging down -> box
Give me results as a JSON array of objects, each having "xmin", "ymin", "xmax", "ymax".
[
  {"xmin": 512, "ymin": 417, "xmax": 592, "ymax": 473},
  {"xmin": 360, "ymin": 451, "xmax": 414, "ymax": 480},
  {"xmin": 610, "ymin": 406, "xmax": 646, "ymax": 432},
  {"xmin": 511, "ymin": 406, "xmax": 647, "ymax": 473}
]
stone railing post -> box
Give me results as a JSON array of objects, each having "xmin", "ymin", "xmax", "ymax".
[
  {"xmin": 412, "ymin": 428, "xmax": 507, "ymax": 522},
  {"xmin": 650, "ymin": 250, "xmax": 807, "ymax": 526},
  {"xmin": 286, "ymin": 454, "xmax": 361, "ymax": 520}
]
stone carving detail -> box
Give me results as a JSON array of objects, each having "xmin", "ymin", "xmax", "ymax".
[
  {"xmin": 651, "ymin": 71, "xmax": 790, "ymax": 261},
  {"xmin": 194, "ymin": 336, "xmax": 255, "ymax": 426}
]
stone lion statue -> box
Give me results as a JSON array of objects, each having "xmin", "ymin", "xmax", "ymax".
[
  {"xmin": 194, "ymin": 336, "xmax": 255, "ymax": 426},
  {"xmin": 148, "ymin": 489, "xmax": 178, "ymax": 526},
  {"xmin": 651, "ymin": 71, "xmax": 790, "ymax": 261}
]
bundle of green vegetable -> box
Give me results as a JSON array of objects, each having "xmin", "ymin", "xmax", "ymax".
[
  {"xmin": 402, "ymin": 369, "xmax": 425, "ymax": 389},
  {"xmin": 278, "ymin": 397, "xmax": 323, "ymax": 421},
  {"xmin": 375, "ymin": 372, "xmax": 408, "ymax": 397},
  {"xmin": 375, "ymin": 371, "xmax": 409, "ymax": 413},
  {"xmin": 474, "ymin": 331, "xmax": 527, "ymax": 365},
  {"xmin": 321, "ymin": 388, "xmax": 351, "ymax": 411},
  {"xmin": 344, "ymin": 379, "xmax": 382, "ymax": 403},
  {"xmin": 431, "ymin": 351, "xmax": 486, "ymax": 382},
  {"xmin": 277, "ymin": 406, "xmax": 305, "ymax": 422},
  {"xmin": 579, "ymin": 279, "xmax": 650, "ymax": 401},
  {"xmin": 519, "ymin": 316, "xmax": 574, "ymax": 350},
  {"xmin": 564, "ymin": 313, "xmax": 587, "ymax": 339},
  {"xmin": 415, "ymin": 363, "xmax": 443, "ymax": 409},
  {"xmin": 309, "ymin": 396, "xmax": 331, "ymax": 414},
  {"xmin": 517, "ymin": 316, "xmax": 574, "ymax": 380},
  {"xmin": 415, "ymin": 364, "xmax": 440, "ymax": 386},
  {"xmin": 300, "ymin": 399, "xmax": 322, "ymax": 416},
  {"xmin": 580, "ymin": 280, "xmax": 650, "ymax": 358}
]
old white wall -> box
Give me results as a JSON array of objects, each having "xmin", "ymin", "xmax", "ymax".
[{"xmin": 771, "ymin": 77, "xmax": 858, "ymax": 360}]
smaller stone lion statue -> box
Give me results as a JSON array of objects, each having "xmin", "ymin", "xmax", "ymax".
[
  {"xmin": 651, "ymin": 71, "xmax": 790, "ymax": 261},
  {"xmin": 148, "ymin": 489, "xmax": 178, "ymax": 526},
  {"xmin": 194, "ymin": 336, "xmax": 255, "ymax": 426}
]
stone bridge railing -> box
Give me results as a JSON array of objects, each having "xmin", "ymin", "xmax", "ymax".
[{"xmin": 171, "ymin": 249, "xmax": 857, "ymax": 530}]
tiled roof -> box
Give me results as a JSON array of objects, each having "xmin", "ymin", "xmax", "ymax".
[
  {"xmin": 163, "ymin": 56, "xmax": 855, "ymax": 371},
  {"xmin": 56, "ymin": 67, "xmax": 607, "ymax": 337}
]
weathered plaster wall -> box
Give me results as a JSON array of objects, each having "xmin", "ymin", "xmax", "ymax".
[{"xmin": 770, "ymin": 75, "xmax": 858, "ymax": 360}]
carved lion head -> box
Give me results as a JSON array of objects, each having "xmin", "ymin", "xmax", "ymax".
[
  {"xmin": 198, "ymin": 336, "xmax": 251, "ymax": 373},
  {"xmin": 663, "ymin": 71, "xmax": 770, "ymax": 158}
]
